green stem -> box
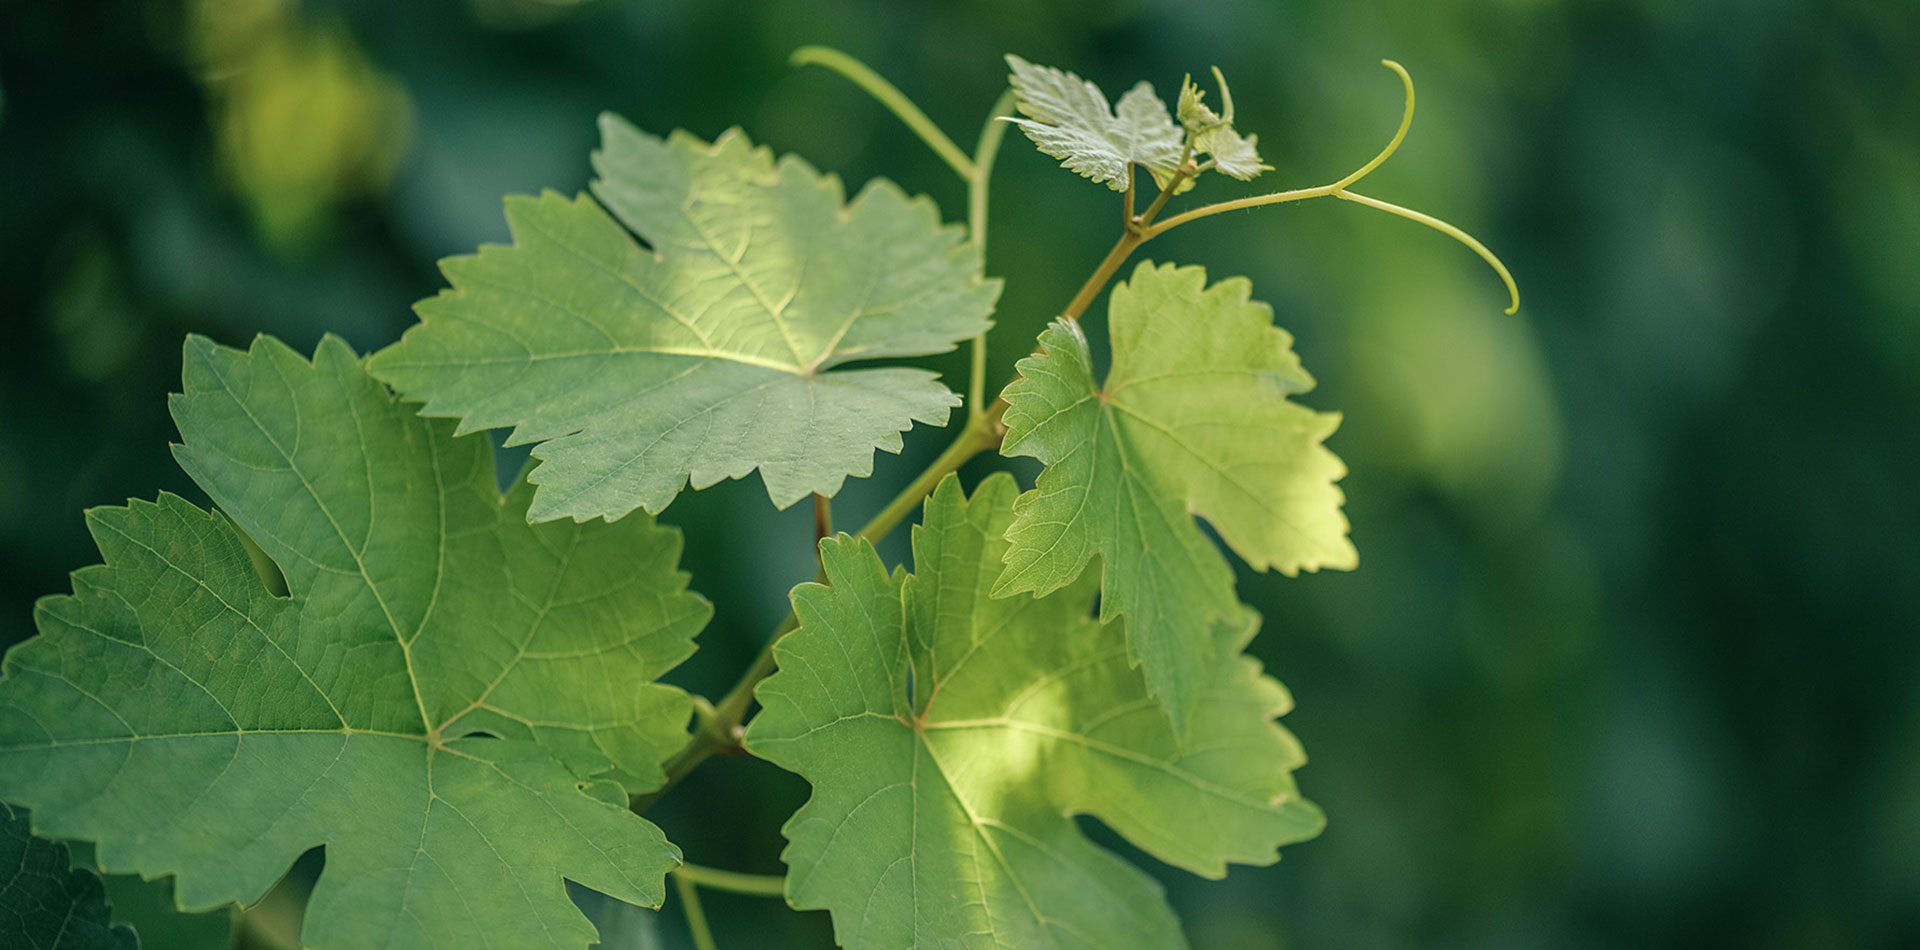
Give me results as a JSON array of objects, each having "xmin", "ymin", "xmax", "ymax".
[
  {"xmin": 856, "ymin": 413, "xmax": 1002, "ymax": 545},
  {"xmin": 1334, "ymin": 188, "xmax": 1521, "ymax": 313},
  {"xmin": 1050, "ymin": 145, "xmax": 1197, "ymax": 327},
  {"xmin": 790, "ymin": 46, "xmax": 974, "ymax": 180},
  {"xmin": 674, "ymin": 863, "xmax": 789, "ymax": 898},
  {"xmin": 792, "ymin": 47, "xmax": 1017, "ymax": 414},
  {"xmin": 1134, "ymin": 60, "xmax": 1516, "ymax": 313},
  {"xmin": 634, "ymin": 414, "xmax": 1003, "ymax": 814},
  {"xmin": 970, "ymin": 90, "xmax": 1015, "ymax": 244},
  {"xmin": 966, "ymin": 89, "xmax": 1016, "ymax": 415},
  {"xmin": 1134, "ymin": 143, "xmax": 1195, "ymax": 230},
  {"xmin": 635, "ymin": 56, "xmax": 1017, "ymax": 817},
  {"xmin": 1142, "ymin": 181, "xmax": 1334, "ymax": 236},
  {"xmin": 1060, "ymin": 232, "xmax": 1144, "ymax": 323},
  {"xmin": 1326, "ymin": 60, "xmax": 1415, "ymax": 191},
  {"xmin": 672, "ymin": 870, "xmax": 717, "ymax": 950},
  {"xmin": 1147, "ymin": 60, "xmax": 1413, "ymax": 237}
]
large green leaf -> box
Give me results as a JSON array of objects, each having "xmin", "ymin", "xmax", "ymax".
[
  {"xmin": 368, "ymin": 117, "xmax": 999, "ymax": 523},
  {"xmin": 745, "ymin": 474, "xmax": 1321, "ymax": 950},
  {"xmin": 1005, "ymin": 55, "xmax": 1185, "ymax": 192},
  {"xmin": 994, "ymin": 262, "xmax": 1356, "ymax": 740},
  {"xmin": 1, "ymin": 804, "xmax": 137, "ymax": 950},
  {"xmin": 0, "ymin": 335, "xmax": 712, "ymax": 950}
]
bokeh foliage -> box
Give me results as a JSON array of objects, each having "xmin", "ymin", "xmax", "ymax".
[{"xmin": 1, "ymin": 0, "xmax": 1914, "ymax": 947}]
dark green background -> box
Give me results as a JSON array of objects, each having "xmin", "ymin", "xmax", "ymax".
[{"xmin": 3, "ymin": 0, "xmax": 1915, "ymax": 947}]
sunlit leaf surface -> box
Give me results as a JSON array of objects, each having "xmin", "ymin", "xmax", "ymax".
[
  {"xmin": 746, "ymin": 474, "xmax": 1320, "ymax": 950},
  {"xmin": 995, "ymin": 262, "xmax": 1355, "ymax": 739}
]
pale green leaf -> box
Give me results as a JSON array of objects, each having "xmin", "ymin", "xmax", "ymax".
[
  {"xmin": 1, "ymin": 804, "xmax": 137, "ymax": 950},
  {"xmin": 368, "ymin": 117, "xmax": 999, "ymax": 523},
  {"xmin": 1198, "ymin": 125, "xmax": 1267, "ymax": 180},
  {"xmin": 0, "ymin": 335, "xmax": 713, "ymax": 950},
  {"xmin": 1177, "ymin": 71, "xmax": 1269, "ymax": 181},
  {"xmin": 995, "ymin": 262, "xmax": 1355, "ymax": 740},
  {"xmin": 1005, "ymin": 55, "xmax": 1184, "ymax": 191},
  {"xmin": 745, "ymin": 474, "xmax": 1322, "ymax": 950}
]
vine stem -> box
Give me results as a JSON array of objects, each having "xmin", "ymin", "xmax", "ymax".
[
  {"xmin": 634, "ymin": 51, "xmax": 1521, "ymax": 817},
  {"xmin": 674, "ymin": 863, "xmax": 789, "ymax": 898},
  {"xmin": 633, "ymin": 410, "xmax": 1003, "ymax": 811},
  {"xmin": 1141, "ymin": 60, "xmax": 1520, "ymax": 313},
  {"xmin": 634, "ymin": 53, "xmax": 1023, "ymax": 815},
  {"xmin": 793, "ymin": 46, "xmax": 1015, "ymax": 415},
  {"xmin": 790, "ymin": 46, "xmax": 975, "ymax": 179},
  {"xmin": 967, "ymin": 89, "xmax": 1016, "ymax": 416},
  {"xmin": 1334, "ymin": 188, "xmax": 1519, "ymax": 311},
  {"xmin": 672, "ymin": 870, "xmax": 717, "ymax": 950},
  {"xmin": 812, "ymin": 493, "xmax": 832, "ymax": 550},
  {"xmin": 1061, "ymin": 232, "xmax": 1146, "ymax": 323}
]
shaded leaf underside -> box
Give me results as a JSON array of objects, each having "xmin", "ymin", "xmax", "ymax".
[
  {"xmin": 369, "ymin": 118, "xmax": 999, "ymax": 523},
  {"xmin": 1005, "ymin": 55, "xmax": 1184, "ymax": 192}
]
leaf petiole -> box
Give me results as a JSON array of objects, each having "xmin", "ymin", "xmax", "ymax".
[
  {"xmin": 967, "ymin": 89, "xmax": 1016, "ymax": 417},
  {"xmin": 673, "ymin": 870, "xmax": 718, "ymax": 950},
  {"xmin": 674, "ymin": 863, "xmax": 789, "ymax": 898},
  {"xmin": 634, "ymin": 409, "xmax": 1006, "ymax": 813},
  {"xmin": 813, "ymin": 493, "xmax": 833, "ymax": 550}
]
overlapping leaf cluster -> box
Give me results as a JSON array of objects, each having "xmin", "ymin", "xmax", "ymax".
[
  {"xmin": 0, "ymin": 52, "xmax": 1359, "ymax": 950},
  {"xmin": 747, "ymin": 475, "xmax": 1321, "ymax": 949},
  {"xmin": 997, "ymin": 262, "xmax": 1354, "ymax": 740}
]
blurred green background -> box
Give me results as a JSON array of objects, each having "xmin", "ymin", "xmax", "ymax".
[{"xmin": 3, "ymin": 0, "xmax": 1915, "ymax": 947}]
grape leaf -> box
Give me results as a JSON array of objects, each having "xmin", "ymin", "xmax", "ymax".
[
  {"xmin": 1195, "ymin": 124, "xmax": 1265, "ymax": 181},
  {"xmin": 1176, "ymin": 71, "xmax": 1268, "ymax": 181},
  {"xmin": 367, "ymin": 117, "xmax": 999, "ymax": 524},
  {"xmin": 0, "ymin": 335, "xmax": 713, "ymax": 950},
  {"xmin": 745, "ymin": 474, "xmax": 1322, "ymax": 950},
  {"xmin": 994, "ymin": 262, "xmax": 1356, "ymax": 741},
  {"xmin": 1, "ymin": 804, "xmax": 137, "ymax": 950},
  {"xmin": 1005, "ymin": 55, "xmax": 1185, "ymax": 192}
]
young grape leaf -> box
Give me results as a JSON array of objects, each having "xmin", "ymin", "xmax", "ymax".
[
  {"xmin": 1005, "ymin": 55, "xmax": 1185, "ymax": 192},
  {"xmin": 0, "ymin": 335, "xmax": 713, "ymax": 950},
  {"xmin": 1176, "ymin": 70, "xmax": 1269, "ymax": 181},
  {"xmin": 745, "ymin": 474, "xmax": 1322, "ymax": 950},
  {"xmin": 994, "ymin": 262, "xmax": 1356, "ymax": 741},
  {"xmin": 1, "ymin": 804, "xmax": 137, "ymax": 950},
  {"xmin": 367, "ymin": 117, "xmax": 999, "ymax": 524}
]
